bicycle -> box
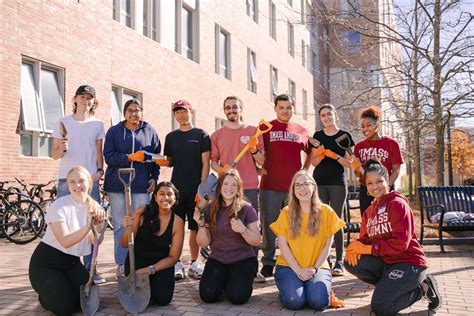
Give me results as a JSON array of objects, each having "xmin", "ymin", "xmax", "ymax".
[
  {"xmin": 99, "ymin": 183, "xmax": 113, "ymax": 230},
  {"xmin": 0, "ymin": 185, "xmax": 45, "ymax": 244}
]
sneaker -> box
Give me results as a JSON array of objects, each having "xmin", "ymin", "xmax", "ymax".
[
  {"xmin": 254, "ymin": 271, "xmax": 267, "ymax": 283},
  {"xmin": 188, "ymin": 261, "xmax": 203, "ymax": 279},
  {"xmin": 116, "ymin": 264, "xmax": 125, "ymax": 279},
  {"xmin": 424, "ymin": 274, "xmax": 442, "ymax": 311},
  {"xmin": 174, "ymin": 261, "xmax": 185, "ymax": 280},
  {"xmin": 332, "ymin": 261, "xmax": 345, "ymax": 277},
  {"xmin": 93, "ymin": 272, "xmax": 106, "ymax": 285},
  {"xmin": 260, "ymin": 265, "xmax": 274, "ymax": 278}
]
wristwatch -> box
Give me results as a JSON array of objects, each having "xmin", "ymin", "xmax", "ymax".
[{"xmin": 149, "ymin": 265, "xmax": 156, "ymax": 275}]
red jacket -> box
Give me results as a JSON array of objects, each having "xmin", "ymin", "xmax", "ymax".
[{"xmin": 359, "ymin": 191, "xmax": 428, "ymax": 267}]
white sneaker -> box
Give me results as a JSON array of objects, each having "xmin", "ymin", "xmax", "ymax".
[
  {"xmin": 254, "ymin": 271, "xmax": 266, "ymax": 283},
  {"xmin": 174, "ymin": 261, "xmax": 185, "ymax": 280},
  {"xmin": 116, "ymin": 264, "xmax": 125, "ymax": 279},
  {"xmin": 188, "ymin": 261, "xmax": 203, "ymax": 279},
  {"xmin": 93, "ymin": 272, "xmax": 106, "ymax": 285}
]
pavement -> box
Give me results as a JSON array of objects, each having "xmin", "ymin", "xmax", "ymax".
[{"xmin": 1, "ymin": 230, "xmax": 473, "ymax": 316}]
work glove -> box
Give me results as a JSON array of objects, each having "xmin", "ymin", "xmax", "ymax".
[
  {"xmin": 248, "ymin": 136, "xmax": 258, "ymax": 153},
  {"xmin": 351, "ymin": 159, "xmax": 361, "ymax": 170},
  {"xmin": 330, "ymin": 290, "xmax": 345, "ymax": 308},
  {"xmin": 345, "ymin": 240, "xmax": 372, "ymax": 266},
  {"xmin": 155, "ymin": 158, "xmax": 170, "ymax": 167},
  {"xmin": 315, "ymin": 145, "xmax": 326, "ymax": 160},
  {"xmin": 128, "ymin": 150, "xmax": 145, "ymax": 162},
  {"xmin": 324, "ymin": 149, "xmax": 338, "ymax": 160}
]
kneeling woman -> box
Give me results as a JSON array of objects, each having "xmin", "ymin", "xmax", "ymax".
[
  {"xmin": 29, "ymin": 166, "xmax": 106, "ymax": 315},
  {"xmin": 270, "ymin": 170, "xmax": 345, "ymax": 311},
  {"xmin": 344, "ymin": 159, "xmax": 442, "ymax": 315},
  {"xmin": 121, "ymin": 181, "xmax": 184, "ymax": 306},
  {"xmin": 194, "ymin": 169, "xmax": 261, "ymax": 305}
]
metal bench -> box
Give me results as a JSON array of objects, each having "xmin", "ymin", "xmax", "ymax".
[
  {"xmin": 344, "ymin": 189, "xmax": 361, "ymax": 245},
  {"xmin": 417, "ymin": 186, "xmax": 474, "ymax": 253}
]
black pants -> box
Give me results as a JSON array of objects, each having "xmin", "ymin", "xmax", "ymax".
[
  {"xmin": 125, "ymin": 259, "xmax": 175, "ymax": 306},
  {"xmin": 359, "ymin": 185, "xmax": 395, "ymax": 216},
  {"xmin": 29, "ymin": 242, "xmax": 89, "ymax": 316},
  {"xmin": 344, "ymin": 255, "xmax": 426, "ymax": 316},
  {"xmin": 199, "ymin": 256, "xmax": 257, "ymax": 305}
]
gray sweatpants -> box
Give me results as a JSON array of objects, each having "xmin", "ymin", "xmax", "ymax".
[
  {"xmin": 317, "ymin": 185, "xmax": 347, "ymax": 262},
  {"xmin": 259, "ymin": 189, "xmax": 288, "ymax": 267},
  {"xmin": 345, "ymin": 255, "xmax": 426, "ymax": 315}
]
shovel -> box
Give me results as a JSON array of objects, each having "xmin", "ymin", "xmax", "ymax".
[
  {"xmin": 80, "ymin": 219, "xmax": 108, "ymax": 316},
  {"xmin": 335, "ymin": 134, "xmax": 364, "ymax": 174},
  {"xmin": 117, "ymin": 168, "xmax": 150, "ymax": 314}
]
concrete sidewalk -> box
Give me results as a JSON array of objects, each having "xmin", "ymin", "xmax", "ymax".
[{"xmin": 0, "ymin": 230, "xmax": 472, "ymax": 315}]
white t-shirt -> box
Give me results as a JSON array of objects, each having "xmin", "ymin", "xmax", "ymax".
[
  {"xmin": 41, "ymin": 195, "xmax": 92, "ymax": 257},
  {"xmin": 52, "ymin": 115, "xmax": 105, "ymax": 178}
]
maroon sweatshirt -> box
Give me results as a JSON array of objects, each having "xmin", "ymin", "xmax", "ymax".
[{"xmin": 359, "ymin": 191, "xmax": 428, "ymax": 267}]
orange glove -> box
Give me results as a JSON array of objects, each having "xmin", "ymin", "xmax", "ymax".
[
  {"xmin": 248, "ymin": 136, "xmax": 258, "ymax": 153},
  {"xmin": 155, "ymin": 158, "xmax": 170, "ymax": 167},
  {"xmin": 218, "ymin": 164, "xmax": 231, "ymax": 175},
  {"xmin": 329, "ymin": 290, "xmax": 345, "ymax": 308},
  {"xmin": 345, "ymin": 240, "xmax": 372, "ymax": 266},
  {"xmin": 324, "ymin": 149, "xmax": 338, "ymax": 160},
  {"xmin": 128, "ymin": 151, "xmax": 145, "ymax": 162},
  {"xmin": 350, "ymin": 159, "xmax": 361, "ymax": 170},
  {"xmin": 315, "ymin": 145, "xmax": 326, "ymax": 160}
]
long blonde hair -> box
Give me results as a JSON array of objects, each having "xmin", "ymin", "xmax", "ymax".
[
  {"xmin": 66, "ymin": 166, "xmax": 99, "ymax": 216},
  {"xmin": 208, "ymin": 169, "xmax": 246, "ymax": 230},
  {"xmin": 287, "ymin": 170, "xmax": 322, "ymax": 238}
]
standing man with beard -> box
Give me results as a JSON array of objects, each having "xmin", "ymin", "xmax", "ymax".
[
  {"xmin": 210, "ymin": 96, "xmax": 265, "ymax": 213},
  {"xmin": 163, "ymin": 100, "xmax": 211, "ymax": 280},
  {"xmin": 259, "ymin": 94, "xmax": 309, "ymax": 280}
]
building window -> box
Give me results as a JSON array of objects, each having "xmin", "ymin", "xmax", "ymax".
[
  {"xmin": 111, "ymin": 86, "xmax": 142, "ymax": 126},
  {"xmin": 343, "ymin": 30, "xmax": 361, "ymax": 52},
  {"xmin": 19, "ymin": 59, "xmax": 64, "ymax": 157},
  {"xmin": 323, "ymin": 26, "xmax": 329, "ymax": 52},
  {"xmin": 114, "ymin": 0, "xmax": 132, "ymax": 27},
  {"xmin": 215, "ymin": 117, "xmax": 226, "ymax": 130},
  {"xmin": 269, "ymin": 1, "xmax": 276, "ymax": 40},
  {"xmin": 288, "ymin": 22, "xmax": 295, "ymax": 57},
  {"xmin": 300, "ymin": 0, "xmax": 305, "ymax": 23},
  {"xmin": 248, "ymin": 49, "xmax": 258, "ymax": 93},
  {"xmin": 342, "ymin": 69, "xmax": 362, "ymax": 90},
  {"xmin": 340, "ymin": 0, "xmax": 360, "ymax": 19},
  {"xmin": 323, "ymin": 64, "xmax": 329, "ymax": 89},
  {"xmin": 216, "ymin": 25, "xmax": 231, "ymax": 79},
  {"xmin": 310, "ymin": 47, "xmax": 318, "ymax": 74},
  {"xmin": 302, "ymin": 89, "xmax": 308, "ymax": 120},
  {"xmin": 246, "ymin": 0, "xmax": 258, "ymax": 23},
  {"xmin": 288, "ymin": 79, "xmax": 296, "ymax": 100},
  {"xmin": 367, "ymin": 64, "xmax": 380, "ymax": 87},
  {"xmin": 177, "ymin": 0, "xmax": 199, "ymax": 62},
  {"xmin": 142, "ymin": 0, "xmax": 160, "ymax": 41},
  {"xmin": 301, "ymin": 40, "xmax": 307, "ymax": 67},
  {"xmin": 270, "ymin": 66, "xmax": 278, "ymax": 102}
]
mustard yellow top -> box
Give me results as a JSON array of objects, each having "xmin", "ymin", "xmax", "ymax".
[{"xmin": 270, "ymin": 204, "xmax": 345, "ymax": 270}]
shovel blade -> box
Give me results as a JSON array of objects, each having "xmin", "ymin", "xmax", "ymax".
[
  {"xmin": 80, "ymin": 284, "xmax": 100, "ymax": 316},
  {"xmin": 118, "ymin": 274, "xmax": 150, "ymax": 314}
]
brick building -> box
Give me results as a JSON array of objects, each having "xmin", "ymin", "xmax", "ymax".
[{"xmin": 0, "ymin": 0, "xmax": 315, "ymax": 184}]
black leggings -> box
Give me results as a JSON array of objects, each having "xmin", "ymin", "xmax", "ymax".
[
  {"xmin": 29, "ymin": 242, "xmax": 89, "ymax": 316},
  {"xmin": 199, "ymin": 256, "xmax": 257, "ymax": 305}
]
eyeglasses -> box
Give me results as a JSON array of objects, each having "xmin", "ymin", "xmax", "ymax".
[
  {"xmin": 126, "ymin": 109, "xmax": 142, "ymax": 114},
  {"xmin": 294, "ymin": 181, "xmax": 314, "ymax": 189},
  {"xmin": 224, "ymin": 105, "xmax": 240, "ymax": 111}
]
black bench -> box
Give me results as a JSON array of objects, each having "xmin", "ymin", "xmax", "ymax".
[
  {"xmin": 417, "ymin": 186, "xmax": 474, "ymax": 253},
  {"xmin": 344, "ymin": 190, "xmax": 361, "ymax": 245}
]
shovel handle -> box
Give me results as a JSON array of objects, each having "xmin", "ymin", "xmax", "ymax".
[{"xmin": 118, "ymin": 168, "xmax": 137, "ymax": 276}]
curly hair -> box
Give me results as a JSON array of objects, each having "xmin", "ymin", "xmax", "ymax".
[{"xmin": 360, "ymin": 106, "xmax": 382, "ymax": 121}]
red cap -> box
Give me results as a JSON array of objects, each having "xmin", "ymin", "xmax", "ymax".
[{"xmin": 172, "ymin": 100, "xmax": 193, "ymax": 111}]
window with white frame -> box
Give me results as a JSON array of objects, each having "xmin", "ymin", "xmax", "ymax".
[
  {"xmin": 367, "ymin": 64, "xmax": 380, "ymax": 87},
  {"xmin": 248, "ymin": 49, "xmax": 258, "ymax": 93},
  {"xmin": 342, "ymin": 69, "xmax": 362, "ymax": 90},
  {"xmin": 302, "ymin": 89, "xmax": 308, "ymax": 120},
  {"xmin": 300, "ymin": 0, "xmax": 305, "ymax": 23},
  {"xmin": 270, "ymin": 66, "xmax": 278, "ymax": 102},
  {"xmin": 323, "ymin": 26, "xmax": 329, "ymax": 52},
  {"xmin": 178, "ymin": 0, "xmax": 199, "ymax": 62},
  {"xmin": 340, "ymin": 0, "xmax": 360, "ymax": 18},
  {"xmin": 310, "ymin": 47, "xmax": 318, "ymax": 74},
  {"xmin": 111, "ymin": 86, "xmax": 142, "ymax": 126},
  {"xmin": 288, "ymin": 79, "xmax": 296, "ymax": 100},
  {"xmin": 118, "ymin": 0, "xmax": 132, "ymax": 27},
  {"xmin": 288, "ymin": 22, "xmax": 295, "ymax": 57},
  {"xmin": 343, "ymin": 30, "xmax": 361, "ymax": 52},
  {"xmin": 216, "ymin": 25, "xmax": 231, "ymax": 79},
  {"xmin": 19, "ymin": 59, "xmax": 64, "ymax": 157},
  {"xmin": 246, "ymin": 0, "xmax": 258, "ymax": 23},
  {"xmin": 301, "ymin": 40, "xmax": 307, "ymax": 67},
  {"xmin": 141, "ymin": 0, "xmax": 160, "ymax": 41},
  {"xmin": 269, "ymin": 1, "xmax": 276, "ymax": 40}
]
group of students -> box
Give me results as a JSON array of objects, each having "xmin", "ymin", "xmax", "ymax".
[{"xmin": 28, "ymin": 84, "xmax": 441, "ymax": 315}]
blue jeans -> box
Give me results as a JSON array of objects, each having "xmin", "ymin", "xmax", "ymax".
[
  {"xmin": 57, "ymin": 178, "xmax": 100, "ymax": 270},
  {"xmin": 108, "ymin": 192, "xmax": 151, "ymax": 265},
  {"xmin": 274, "ymin": 265, "xmax": 332, "ymax": 311}
]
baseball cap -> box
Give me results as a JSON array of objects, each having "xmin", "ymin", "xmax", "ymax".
[
  {"xmin": 75, "ymin": 85, "xmax": 96, "ymax": 97},
  {"xmin": 172, "ymin": 100, "xmax": 193, "ymax": 111}
]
